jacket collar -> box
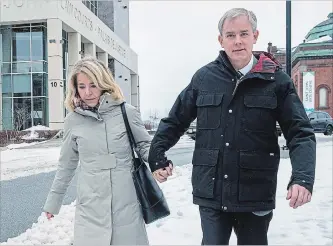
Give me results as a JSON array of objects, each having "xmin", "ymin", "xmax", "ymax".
[
  {"xmin": 238, "ymin": 54, "xmax": 254, "ymax": 75},
  {"xmin": 74, "ymin": 93, "xmax": 125, "ymax": 120},
  {"xmin": 251, "ymin": 51, "xmax": 281, "ymax": 74},
  {"xmin": 217, "ymin": 50, "xmax": 281, "ymax": 77}
]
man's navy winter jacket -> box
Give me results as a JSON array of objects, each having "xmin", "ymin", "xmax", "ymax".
[{"xmin": 148, "ymin": 51, "xmax": 316, "ymax": 212}]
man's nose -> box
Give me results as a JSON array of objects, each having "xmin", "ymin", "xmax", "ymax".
[{"xmin": 235, "ymin": 34, "xmax": 242, "ymax": 44}]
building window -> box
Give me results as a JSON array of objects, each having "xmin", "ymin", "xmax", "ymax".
[
  {"xmin": 1, "ymin": 27, "xmax": 12, "ymax": 62},
  {"xmin": 33, "ymin": 97, "xmax": 48, "ymax": 126},
  {"xmin": 32, "ymin": 73, "xmax": 47, "ymax": 96},
  {"xmin": 12, "ymin": 26, "xmax": 31, "ymax": 61},
  {"xmin": 13, "ymin": 97, "xmax": 32, "ymax": 131},
  {"xmin": 82, "ymin": 0, "xmax": 98, "ymax": 16},
  {"xmin": 319, "ymin": 87, "xmax": 328, "ymax": 108},
  {"xmin": 2, "ymin": 98, "xmax": 13, "ymax": 130},
  {"xmin": 0, "ymin": 23, "xmax": 48, "ymax": 130},
  {"xmin": 2, "ymin": 75, "xmax": 12, "ymax": 97},
  {"xmin": 31, "ymin": 26, "xmax": 46, "ymax": 61},
  {"xmin": 12, "ymin": 74, "xmax": 31, "ymax": 97}
]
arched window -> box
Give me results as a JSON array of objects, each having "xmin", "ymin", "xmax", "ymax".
[{"xmin": 319, "ymin": 87, "xmax": 328, "ymax": 108}]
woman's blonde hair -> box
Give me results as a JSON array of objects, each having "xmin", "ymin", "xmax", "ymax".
[{"xmin": 64, "ymin": 56, "xmax": 124, "ymax": 111}]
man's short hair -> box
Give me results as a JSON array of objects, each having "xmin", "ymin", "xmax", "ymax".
[{"xmin": 218, "ymin": 8, "xmax": 257, "ymax": 35}]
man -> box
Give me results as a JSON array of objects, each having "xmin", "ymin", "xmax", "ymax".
[{"xmin": 148, "ymin": 7, "xmax": 316, "ymax": 245}]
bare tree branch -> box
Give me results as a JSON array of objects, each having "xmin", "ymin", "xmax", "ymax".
[{"xmin": 13, "ymin": 105, "xmax": 31, "ymax": 131}]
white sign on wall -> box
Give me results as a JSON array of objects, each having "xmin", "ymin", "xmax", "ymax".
[{"xmin": 302, "ymin": 71, "xmax": 315, "ymax": 113}]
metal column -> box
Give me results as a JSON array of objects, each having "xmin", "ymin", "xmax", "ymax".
[{"xmin": 286, "ymin": 1, "xmax": 292, "ymax": 76}]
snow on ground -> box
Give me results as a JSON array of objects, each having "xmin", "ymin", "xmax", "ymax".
[
  {"xmin": 0, "ymin": 147, "xmax": 61, "ymax": 181},
  {"xmin": 0, "ymin": 135, "xmax": 194, "ymax": 181},
  {"xmin": 1, "ymin": 133, "xmax": 329, "ymax": 181},
  {"xmin": 22, "ymin": 125, "xmax": 52, "ymax": 132},
  {"xmin": 1, "ymin": 125, "xmax": 53, "ymax": 150},
  {"xmin": 5, "ymin": 142, "xmax": 46, "ymax": 150},
  {"xmin": 1, "ymin": 142, "xmax": 332, "ymax": 245},
  {"xmin": 314, "ymin": 134, "xmax": 333, "ymax": 146},
  {"xmin": 172, "ymin": 135, "xmax": 195, "ymax": 148},
  {"xmin": 21, "ymin": 125, "xmax": 52, "ymax": 141},
  {"xmin": 21, "ymin": 131, "xmax": 46, "ymax": 141}
]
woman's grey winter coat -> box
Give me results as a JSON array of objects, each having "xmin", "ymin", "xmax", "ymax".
[{"xmin": 43, "ymin": 94, "xmax": 152, "ymax": 245}]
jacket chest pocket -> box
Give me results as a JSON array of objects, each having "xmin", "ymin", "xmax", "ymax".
[
  {"xmin": 196, "ymin": 94, "xmax": 223, "ymax": 129},
  {"xmin": 242, "ymin": 94, "xmax": 277, "ymax": 132}
]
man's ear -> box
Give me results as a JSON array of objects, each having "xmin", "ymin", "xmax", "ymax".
[
  {"xmin": 253, "ymin": 30, "xmax": 259, "ymax": 44},
  {"xmin": 218, "ymin": 35, "xmax": 224, "ymax": 48}
]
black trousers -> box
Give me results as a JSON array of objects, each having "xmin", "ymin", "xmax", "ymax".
[{"xmin": 199, "ymin": 206, "xmax": 273, "ymax": 245}]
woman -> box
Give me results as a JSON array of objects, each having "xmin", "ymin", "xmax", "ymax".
[{"xmin": 43, "ymin": 57, "xmax": 166, "ymax": 245}]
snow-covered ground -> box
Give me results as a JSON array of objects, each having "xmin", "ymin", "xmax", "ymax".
[
  {"xmin": 0, "ymin": 135, "xmax": 194, "ymax": 181},
  {"xmin": 22, "ymin": 126, "xmax": 52, "ymax": 132},
  {"xmin": 21, "ymin": 125, "xmax": 52, "ymax": 141},
  {"xmin": 1, "ymin": 146, "xmax": 62, "ymax": 181},
  {"xmin": 3, "ymin": 125, "xmax": 53, "ymax": 150},
  {"xmin": 0, "ymin": 134, "xmax": 332, "ymax": 245}
]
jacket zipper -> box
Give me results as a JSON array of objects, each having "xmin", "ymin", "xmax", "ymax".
[
  {"xmin": 232, "ymin": 76, "xmax": 245, "ymax": 96},
  {"xmin": 220, "ymin": 55, "xmax": 245, "ymax": 97},
  {"xmin": 97, "ymin": 95, "xmax": 112, "ymax": 242},
  {"xmin": 97, "ymin": 96, "xmax": 109, "ymax": 153},
  {"xmin": 104, "ymin": 122, "xmax": 110, "ymax": 153}
]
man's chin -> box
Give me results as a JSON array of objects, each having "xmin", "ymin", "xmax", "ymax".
[{"xmin": 231, "ymin": 53, "xmax": 250, "ymax": 61}]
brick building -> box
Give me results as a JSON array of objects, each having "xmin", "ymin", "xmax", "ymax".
[
  {"xmin": 268, "ymin": 12, "xmax": 333, "ymax": 117},
  {"xmin": 267, "ymin": 42, "xmax": 287, "ymax": 72}
]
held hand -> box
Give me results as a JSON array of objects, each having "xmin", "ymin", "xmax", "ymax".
[
  {"xmin": 45, "ymin": 212, "xmax": 54, "ymax": 220},
  {"xmin": 286, "ymin": 184, "xmax": 312, "ymax": 209},
  {"xmin": 153, "ymin": 163, "xmax": 173, "ymax": 183},
  {"xmin": 164, "ymin": 161, "xmax": 173, "ymax": 176}
]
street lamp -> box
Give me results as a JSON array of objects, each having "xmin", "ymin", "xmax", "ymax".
[{"xmin": 286, "ymin": 0, "xmax": 291, "ymax": 76}]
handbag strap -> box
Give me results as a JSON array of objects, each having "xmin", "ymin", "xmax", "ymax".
[{"xmin": 120, "ymin": 103, "xmax": 140, "ymax": 164}]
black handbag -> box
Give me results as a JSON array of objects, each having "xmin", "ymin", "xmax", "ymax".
[{"xmin": 120, "ymin": 103, "xmax": 171, "ymax": 224}]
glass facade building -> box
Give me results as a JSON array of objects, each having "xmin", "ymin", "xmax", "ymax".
[
  {"xmin": 1, "ymin": 23, "xmax": 48, "ymax": 130},
  {"xmin": 1, "ymin": 0, "xmax": 138, "ymax": 131}
]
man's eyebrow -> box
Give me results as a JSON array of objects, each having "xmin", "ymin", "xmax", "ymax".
[{"xmin": 240, "ymin": 30, "xmax": 249, "ymax": 33}]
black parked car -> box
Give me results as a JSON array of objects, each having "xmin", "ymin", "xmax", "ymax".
[{"xmin": 308, "ymin": 111, "xmax": 333, "ymax": 135}]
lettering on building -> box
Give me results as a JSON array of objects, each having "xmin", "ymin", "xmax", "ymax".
[
  {"xmin": 60, "ymin": 0, "xmax": 126, "ymax": 59},
  {"xmin": 2, "ymin": 0, "xmax": 38, "ymax": 8},
  {"xmin": 61, "ymin": 0, "xmax": 93, "ymax": 31},
  {"xmin": 97, "ymin": 27, "xmax": 126, "ymax": 58}
]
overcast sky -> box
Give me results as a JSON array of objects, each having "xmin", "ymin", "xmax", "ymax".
[{"xmin": 128, "ymin": 1, "xmax": 332, "ymax": 121}]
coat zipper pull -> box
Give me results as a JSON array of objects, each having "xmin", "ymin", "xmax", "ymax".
[
  {"xmin": 232, "ymin": 72, "xmax": 246, "ymax": 96},
  {"xmin": 232, "ymin": 78, "xmax": 241, "ymax": 96}
]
